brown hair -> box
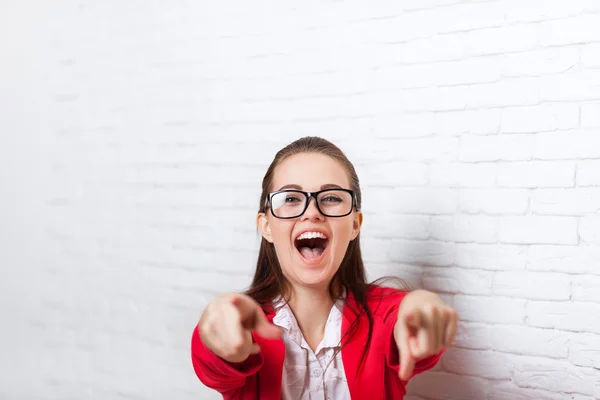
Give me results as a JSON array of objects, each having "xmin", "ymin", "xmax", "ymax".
[{"xmin": 245, "ymin": 136, "xmax": 404, "ymax": 374}]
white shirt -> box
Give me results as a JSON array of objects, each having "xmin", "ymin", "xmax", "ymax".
[{"xmin": 272, "ymin": 297, "xmax": 350, "ymax": 400}]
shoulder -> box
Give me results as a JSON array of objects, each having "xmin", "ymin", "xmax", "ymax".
[{"xmin": 365, "ymin": 284, "xmax": 410, "ymax": 318}]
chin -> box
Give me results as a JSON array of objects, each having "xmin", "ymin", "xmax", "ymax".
[{"xmin": 288, "ymin": 255, "xmax": 338, "ymax": 288}]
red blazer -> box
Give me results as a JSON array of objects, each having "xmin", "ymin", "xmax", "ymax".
[{"xmin": 191, "ymin": 286, "xmax": 444, "ymax": 399}]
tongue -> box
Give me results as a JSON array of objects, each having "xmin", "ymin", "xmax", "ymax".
[{"xmin": 299, "ymin": 246, "xmax": 323, "ymax": 260}]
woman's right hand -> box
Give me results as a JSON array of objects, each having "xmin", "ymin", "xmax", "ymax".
[{"xmin": 198, "ymin": 293, "xmax": 282, "ymax": 363}]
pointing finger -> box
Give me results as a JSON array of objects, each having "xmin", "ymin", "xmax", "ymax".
[{"xmin": 231, "ymin": 294, "xmax": 281, "ymax": 339}]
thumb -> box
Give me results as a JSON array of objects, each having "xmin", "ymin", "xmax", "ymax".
[
  {"xmin": 231, "ymin": 295, "xmax": 282, "ymax": 339},
  {"xmin": 253, "ymin": 315, "xmax": 282, "ymax": 339}
]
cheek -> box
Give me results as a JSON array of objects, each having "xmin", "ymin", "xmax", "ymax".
[
  {"xmin": 332, "ymin": 220, "xmax": 355, "ymax": 242},
  {"xmin": 268, "ymin": 220, "xmax": 294, "ymax": 246}
]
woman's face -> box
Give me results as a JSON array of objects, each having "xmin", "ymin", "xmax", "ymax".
[{"xmin": 257, "ymin": 152, "xmax": 362, "ymax": 291}]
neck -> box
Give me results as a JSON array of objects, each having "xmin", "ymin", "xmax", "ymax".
[{"xmin": 287, "ymin": 284, "xmax": 338, "ymax": 351}]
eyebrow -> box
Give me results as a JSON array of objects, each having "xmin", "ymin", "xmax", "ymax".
[{"xmin": 277, "ymin": 183, "xmax": 343, "ymax": 191}]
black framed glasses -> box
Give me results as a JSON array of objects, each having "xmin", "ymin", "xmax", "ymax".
[{"xmin": 266, "ymin": 189, "xmax": 358, "ymax": 219}]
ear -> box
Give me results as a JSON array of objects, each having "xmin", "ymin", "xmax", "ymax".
[
  {"xmin": 257, "ymin": 212, "xmax": 274, "ymax": 243},
  {"xmin": 350, "ymin": 211, "xmax": 363, "ymax": 241}
]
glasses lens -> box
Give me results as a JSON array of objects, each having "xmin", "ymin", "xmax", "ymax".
[
  {"xmin": 317, "ymin": 190, "xmax": 353, "ymax": 216},
  {"xmin": 270, "ymin": 191, "xmax": 306, "ymax": 218}
]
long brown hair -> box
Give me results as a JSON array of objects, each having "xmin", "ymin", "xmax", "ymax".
[{"xmin": 245, "ymin": 136, "xmax": 404, "ymax": 373}]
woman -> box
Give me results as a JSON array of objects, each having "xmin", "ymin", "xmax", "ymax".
[{"xmin": 191, "ymin": 136, "xmax": 458, "ymax": 399}]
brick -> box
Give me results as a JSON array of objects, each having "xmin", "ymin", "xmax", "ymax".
[
  {"xmin": 489, "ymin": 382, "xmax": 583, "ymax": 400},
  {"xmin": 569, "ymin": 333, "xmax": 600, "ymax": 369},
  {"xmin": 396, "ymin": 34, "xmax": 467, "ymax": 64},
  {"xmin": 539, "ymin": 14, "xmax": 600, "ymax": 46},
  {"xmin": 389, "ymin": 239, "xmax": 455, "ymax": 266},
  {"xmin": 268, "ymin": 70, "xmax": 373, "ymax": 98},
  {"xmin": 289, "ymin": 119, "xmax": 375, "ymax": 143},
  {"xmin": 527, "ymin": 245, "xmax": 600, "ymax": 275},
  {"xmin": 459, "ymin": 134, "xmax": 533, "ymax": 162},
  {"xmin": 579, "ymin": 216, "xmax": 600, "ymax": 244},
  {"xmin": 364, "ymin": 214, "xmax": 430, "ymax": 239},
  {"xmin": 572, "ymin": 274, "xmax": 600, "ymax": 302},
  {"xmin": 9, "ymin": 2, "xmax": 600, "ymax": 399},
  {"xmin": 467, "ymin": 78, "xmax": 540, "ymax": 108},
  {"xmin": 430, "ymin": 162, "xmax": 497, "ymax": 188},
  {"xmin": 403, "ymin": 86, "xmax": 469, "ymax": 112},
  {"xmin": 123, "ymin": 185, "xmax": 260, "ymax": 209},
  {"xmin": 502, "ymin": 47, "xmax": 579, "ymax": 77},
  {"xmin": 391, "ymin": 188, "xmax": 458, "ymax": 214},
  {"xmin": 408, "ymin": 372, "xmax": 489, "ymax": 400},
  {"xmin": 501, "ymin": 104, "xmax": 579, "ymax": 133},
  {"xmin": 540, "ymin": 70, "xmax": 600, "ymax": 102},
  {"xmin": 373, "ymin": 112, "xmax": 434, "ymax": 138},
  {"xmin": 361, "ymin": 187, "xmax": 395, "ymax": 214},
  {"xmin": 489, "ymin": 325, "xmax": 570, "ymax": 358},
  {"xmin": 513, "ymin": 355, "xmax": 600, "ymax": 396},
  {"xmin": 367, "ymin": 264, "xmax": 424, "ymax": 289},
  {"xmin": 498, "ymin": 216, "xmax": 578, "ymax": 245},
  {"xmin": 527, "ymin": 301, "xmax": 600, "ymax": 334},
  {"xmin": 191, "ymin": 124, "xmax": 294, "ymax": 143},
  {"xmin": 433, "ymin": 109, "xmax": 501, "ymax": 136},
  {"xmin": 431, "ymin": 2, "xmax": 505, "ymax": 34},
  {"xmin": 453, "ymin": 322, "xmax": 492, "ymax": 350},
  {"xmin": 466, "ymin": 24, "xmax": 538, "ymax": 56},
  {"xmin": 496, "ymin": 161, "xmax": 576, "ymax": 188},
  {"xmin": 580, "ymin": 103, "xmax": 600, "ymax": 128},
  {"xmin": 354, "ymin": 14, "xmax": 434, "ymax": 44},
  {"xmin": 430, "ymin": 215, "xmax": 498, "ymax": 243},
  {"xmin": 455, "ymin": 243, "xmax": 527, "ymax": 270},
  {"xmin": 442, "ymin": 348, "xmax": 514, "ymax": 379},
  {"xmin": 581, "ymin": 43, "xmax": 600, "ymax": 68},
  {"xmin": 378, "ymin": 57, "xmax": 502, "ymax": 89},
  {"xmin": 401, "ymin": 0, "xmax": 467, "ymax": 10},
  {"xmin": 371, "ymin": 137, "xmax": 458, "ymax": 162},
  {"xmin": 360, "ymin": 237, "xmax": 392, "ymax": 264},
  {"xmin": 532, "ymin": 188, "xmax": 600, "ymax": 216},
  {"xmin": 366, "ymin": 89, "xmax": 405, "ymax": 114},
  {"xmin": 458, "ymin": 189, "xmax": 530, "ymax": 215},
  {"xmin": 493, "ymin": 271, "xmax": 571, "ymax": 300},
  {"xmin": 577, "ymin": 160, "xmax": 600, "ymax": 186},
  {"xmin": 454, "ymin": 295, "xmax": 526, "ymax": 324},
  {"xmin": 435, "ymin": 57, "xmax": 503, "ymax": 86},
  {"xmin": 504, "ymin": 0, "xmax": 600, "ymax": 23},
  {"xmin": 362, "ymin": 162, "xmax": 429, "ymax": 186},
  {"xmin": 375, "ymin": 64, "xmax": 432, "ymax": 89},
  {"xmin": 423, "ymin": 267, "xmax": 493, "ymax": 295}
]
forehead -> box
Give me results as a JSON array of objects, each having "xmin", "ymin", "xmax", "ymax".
[{"xmin": 271, "ymin": 152, "xmax": 351, "ymax": 191}]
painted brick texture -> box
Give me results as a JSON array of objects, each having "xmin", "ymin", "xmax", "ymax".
[{"xmin": 1, "ymin": 1, "xmax": 599, "ymax": 399}]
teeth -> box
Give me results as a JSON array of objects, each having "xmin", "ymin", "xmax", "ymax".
[{"xmin": 297, "ymin": 231, "xmax": 327, "ymax": 240}]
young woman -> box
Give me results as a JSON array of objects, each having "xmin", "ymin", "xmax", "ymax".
[{"xmin": 191, "ymin": 137, "xmax": 458, "ymax": 399}]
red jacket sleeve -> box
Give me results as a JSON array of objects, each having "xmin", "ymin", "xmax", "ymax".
[
  {"xmin": 382, "ymin": 293, "xmax": 445, "ymax": 379},
  {"xmin": 190, "ymin": 324, "xmax": 263, "ymax": 394}
]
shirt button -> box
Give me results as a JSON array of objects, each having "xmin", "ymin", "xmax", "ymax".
[{"xmin": 312, "ymin": 369, "xmax": 322, "ymax": 378}]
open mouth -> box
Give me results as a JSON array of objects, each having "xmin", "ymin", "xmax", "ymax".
[{"xmin": 294, "ymin": 231, "xmax": 329, "ymax": 261}]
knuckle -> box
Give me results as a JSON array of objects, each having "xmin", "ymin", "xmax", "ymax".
[
  {"xmin": 230, "ymin": 340, "xmax": 245, "ymax": 353},
  {"xmin": 199, "ymin": 322, "xmax": 212, "ymax": 340}
]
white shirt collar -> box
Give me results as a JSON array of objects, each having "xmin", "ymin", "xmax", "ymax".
[{"xmin": 272, "ymin": 294, "xmax": 345, "ymax": 353}]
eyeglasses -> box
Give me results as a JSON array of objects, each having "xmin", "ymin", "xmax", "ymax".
[{"xmin": 266, "ymin": 189, "xmax": 358, "ymax": 219}]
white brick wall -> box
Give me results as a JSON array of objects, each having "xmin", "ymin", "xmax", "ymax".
[{"xmin": 1, "ymin": 1, "xmax": 599, "ymax": 399}]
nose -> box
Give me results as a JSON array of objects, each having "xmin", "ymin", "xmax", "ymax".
[{"xmin": 301, "ymin": 196, "xmax": 324, "ymax": 221}]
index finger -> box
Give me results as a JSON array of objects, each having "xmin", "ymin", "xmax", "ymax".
[
  {"xmin": 395, "ymin": 323, "xmax": 415, "ymax": 381},
  {"xmin": 231, "ymin": 294, "xmax": 282, "ymax": 339}
]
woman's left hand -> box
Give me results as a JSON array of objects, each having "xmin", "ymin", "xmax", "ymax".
[{"xmin": 393, "ymin": 290, "xmax": 458, "ymax": 381}]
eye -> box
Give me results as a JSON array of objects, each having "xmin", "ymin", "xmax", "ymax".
[
  {"xmin": 285, "ymin": 195, "xmax": 302, "ymax": 203},
  {"xmin": 322, "ymin": 195, "xmax": 342, "ymax": 203}
]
